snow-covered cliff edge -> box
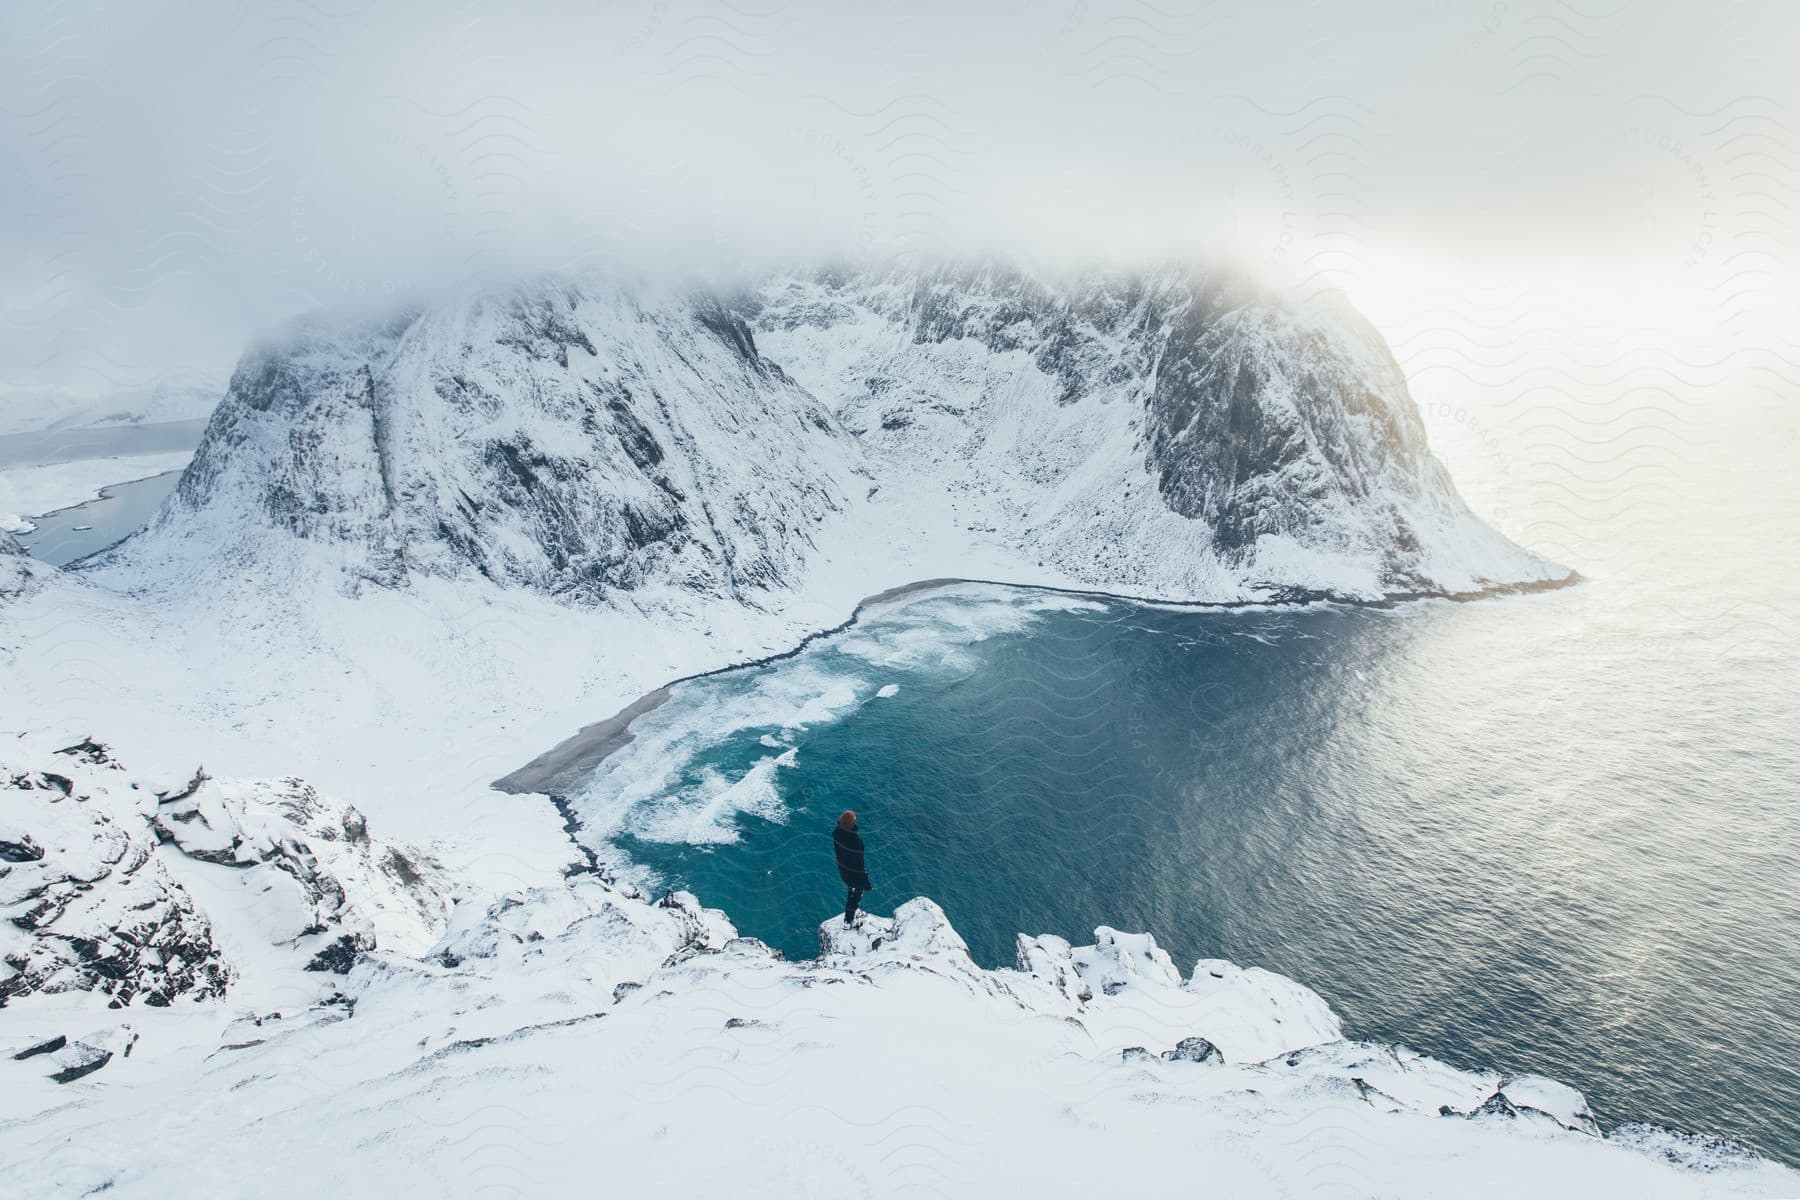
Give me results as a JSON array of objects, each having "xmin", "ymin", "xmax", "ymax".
[{"xmin": 2, "ymin": 805, "xmax": 1789, "ymax": 1197}]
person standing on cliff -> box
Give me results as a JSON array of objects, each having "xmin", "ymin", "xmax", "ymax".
[{"xmin": 833, "ymin": 810, "xmax": 874, "ymax": 926}]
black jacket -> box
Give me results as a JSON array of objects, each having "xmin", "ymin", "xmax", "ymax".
[{"xmin": 833, "ymin": 825, "xmax": 873, "ymax": 890}]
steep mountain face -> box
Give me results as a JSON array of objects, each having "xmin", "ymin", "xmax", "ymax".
[
  {"xmin": 146, "ymin": 283, "xmax": 854, "ymax": 602},
  {"xmin": 748, "ymin": 265, "xmax": 1547, "ymax": 596},
  {"xmin": 107, "ymin": 264, "xmax": 1559, "ymax": 605}
]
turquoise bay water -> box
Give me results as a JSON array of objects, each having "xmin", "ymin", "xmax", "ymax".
[{"xmin": 569, "ymin": 575, "xmax": 1800, "ymax": 1165}]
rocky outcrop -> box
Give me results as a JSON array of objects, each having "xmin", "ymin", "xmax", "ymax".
[
  {"xmin": 0, "ymin": 530, "xmax": 42, "ymax": 599},
  {"xmin": 1452, "ymin": 1074, "xmax": 1603, "ymax": 1137},
  {"xmin": 1, "ymin": 754, "xmax": 230, "ymax": 1008},
  {"xmin": 7, "ymin": 1024, "xmax": 139, "ymax": 1083},
  {"xmin": 152, "ymin": 767, "xmax": 453, "ymax": 973},
  {"xmin": 0, "ymin": 735, "xmax": 452, "ymax": 1009}
]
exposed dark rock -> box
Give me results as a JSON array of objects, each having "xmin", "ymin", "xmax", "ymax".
[
  {"xmin": 55, "ymin": 740, "xmax": 119, "ymax": 768},
  {"xmin": 0, "ymin": 834, "xmax": 45, "ymax": 863},
  {"xmin": 11, "ymin": 1034, "xmax": 67, "ymax": 1060},
  {"xmin": 1161, "ymin": 1036, "xmax": 1224, "ymax": 1065},
  {"xmin": 1, "ymin": 767, "xmax": 231, "ymax": 1008},
  {"xmin": 49, "ymin": 1046, "xmax": 112, "ymax": 1083},
  {"xmin": 305, "ymin": 933, "xmax": 371, "ymax": 974}
]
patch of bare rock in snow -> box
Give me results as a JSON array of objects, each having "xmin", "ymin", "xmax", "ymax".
[{"xmin": 0, "ymin": 734, "xmax": 453, "ymax": 1088}]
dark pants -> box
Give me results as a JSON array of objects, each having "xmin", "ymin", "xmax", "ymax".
[{"xmin": 843, "ymin": 886, "xmax": 863, "ymax": 925}]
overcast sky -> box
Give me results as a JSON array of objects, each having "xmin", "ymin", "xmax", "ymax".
[{"xmin": 2, "ymin": 0, "xmax": 1796, "ymax": 402}]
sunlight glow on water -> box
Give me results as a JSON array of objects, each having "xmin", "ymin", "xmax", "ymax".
[{"xmin": 570, "ymin": 578, "xmax": 1800, "ymax": 1166}]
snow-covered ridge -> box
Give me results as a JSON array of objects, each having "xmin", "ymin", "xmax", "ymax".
[
  {"xmin": 4, "ymin": 834, "xmax": 1788, "ymax": 1196},
  {"xmin": 97, "ymin": 262, "xmax": 1566, "ymax": 605}
]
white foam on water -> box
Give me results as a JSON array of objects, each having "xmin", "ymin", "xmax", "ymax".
[
  {"xmin": 568, "ymin": 584, "xmax": 1113, "ymax": 852},
  {"xmin": 626, "ymin": 749, "xmax": 797, "ymax": 845}
]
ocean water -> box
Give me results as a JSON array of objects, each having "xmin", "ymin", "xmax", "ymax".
[
  {"xmin": 15, "ymin": 470, "xmax": 184, "ymax": 567},
  {"xmin": 567, "ymin": 559, "xmax": 1800, "ymax": 1165}
]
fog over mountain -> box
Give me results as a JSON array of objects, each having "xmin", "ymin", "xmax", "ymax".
[{"xmin": 4, "ymin": 0, "xmax": 1795, "ymax": 403}]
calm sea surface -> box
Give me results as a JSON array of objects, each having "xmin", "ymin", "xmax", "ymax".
[
  {"xmin": 15, "ymin": 471, "xmax": 183, "ymax": 566},
  {"xmin": 567, "ymin": 542, "xmax": 1799, "ymax": 1165}
]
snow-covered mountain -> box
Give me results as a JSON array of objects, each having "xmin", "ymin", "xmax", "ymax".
[
  {"xmin": 128, "ymin": 285, "xmax": 855, "ymax": 602},
  {"xmin": 103, "ymin": 264, "xmax": 1563, "ymax": 605},
  {"xmin": 749, "ymin": 264, "xmax": 1555, "ymax": 596}
]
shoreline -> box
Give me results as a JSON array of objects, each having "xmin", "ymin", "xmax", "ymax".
[{"xmin": 492, "ymin": 568, "xmax": 1582, "ymax": 797}]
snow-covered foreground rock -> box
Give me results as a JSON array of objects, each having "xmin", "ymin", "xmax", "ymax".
[
  {"xmin": 2, "ymin": 869, "xmax": 1790, "ymax": 1198},
  {"xmin": 1, "ymin": 736, "xmax": 453, "ymax": 1021}
]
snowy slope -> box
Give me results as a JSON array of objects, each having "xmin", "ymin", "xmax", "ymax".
[
  {"xmin": 2, "ymin": 872, "xmax": 1791, "ymax": 1198},
  {"xmin": 0, "ymin": 529, "xmax": 47, "ymax": 598}
]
